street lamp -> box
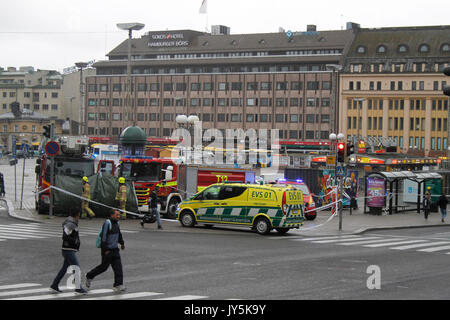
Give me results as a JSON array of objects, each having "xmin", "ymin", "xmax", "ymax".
[
  {"xmin": 75, "ymin": 62, "xmax": 88, "ymax": 135},
  {"xmin": 117, "ymin": 22, "xmax": 145, "ymax": 127},
  {"xmin": 329, "ymin": 132, "xmax": 345, "ymax": 231},
  {"xmin": 176, "ymin": 115, "xmax": 200, "ymax": 163}
]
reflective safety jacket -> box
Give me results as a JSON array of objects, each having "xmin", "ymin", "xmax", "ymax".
[
  {"xmin": 82, "ymin": 183, "xmax": 91, "ymax": 200},
  {"xmin": 115, "ymin": 185, "xmax": 127, "ymax": 202}
]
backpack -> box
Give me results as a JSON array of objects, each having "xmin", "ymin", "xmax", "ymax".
[{"xmin": 96, "ymin": 219, "xmax": 112, "ymax": 248}]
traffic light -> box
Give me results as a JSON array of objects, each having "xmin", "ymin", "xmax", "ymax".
[
  {"xmin": 346, "ymin": 143, "xmax": 355, "ymax": 156},
  {"xmin": 444, "ymin": 66, "xmax": 450, "ymax": 97},
  {"xmin": 337, "ymin": 142, "xmax": 346, "ymax": 163},
  {"xmin": 43, "ymin": 125, "xmax": 52, "ymax": 138}
]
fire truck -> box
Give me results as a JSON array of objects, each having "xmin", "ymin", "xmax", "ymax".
[
  {"xmin": 116, "ymin": 156, "xmax": 257, "ymax": 219},
  {"xmin": 35, "ymin": 136, "xmax": 95, "ymax": 214}
]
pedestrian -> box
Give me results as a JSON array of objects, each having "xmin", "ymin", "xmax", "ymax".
[
  {"xmin": 438, "ymin": 193, "xmax": 448, "ymax": 223},
  {"xmin": 140, "ymin": 187, "xmax": 162, "ymax": 229},
  {"xmin": 85, "ymin": 209, "xmax": 126, "ymax": 292},
  {"xmin": 81, "ymin": 176, "xmax": 95, "ymax": 219},
  {"xmin": 423, "ymin": 191, "xmax": 432, "ymax": 220},
  {"xmin": 115, "ymin": 177, "xmax": 127, "ymax": 220},
  {"xmin": 0, "ymin": 172, "xmax": 5, "ymax": 197},
  {"xmin": 50, "ymin": 207, "xmax": 88, "ymax": 294}
]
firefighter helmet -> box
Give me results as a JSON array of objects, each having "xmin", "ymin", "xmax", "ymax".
[
  {"xmin": 119, "ymin": 177, "xmax": 125, "ymax": 184},
  {"xmin": 82, "ymin": 176, "xmax": 89, "ymax": 183}
]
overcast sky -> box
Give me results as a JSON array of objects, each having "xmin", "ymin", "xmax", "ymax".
[{"xmin": 0, "ymin": 0, "xmax": 448, "ymax": 72}]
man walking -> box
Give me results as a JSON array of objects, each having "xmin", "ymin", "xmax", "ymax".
[
  {"xmin": 438, "ymin": 193, "xmax": 448, "ymax": 223},
  {"xmin": 85, "ymin": 210, "xmax": 126, "ymax": 292},
  {"xmin": 50, "ymin": 207, "xmax": 87, "ymax": 294},
  {"xmin": 140, "ymin": 188, "xmax": 162, "ymax": 229},
  {"xmin": 81, "ymin": 176, "xmax": 95, "ymax": 219},
  {"xmin": 423, "ymin": 191, "xmax": 432, "ymax": 220}
]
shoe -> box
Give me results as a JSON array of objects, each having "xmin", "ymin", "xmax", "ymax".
[
  {"xmin": 85, "ymin": 277, "xmax": 92, "ymax": 289},
  {"xmin": 113, "ymin": 285, "xmax": 126, "ymax": 292},
  {"xmin": 50, "ymin": 285, "xmax": 62, "ymax": 293},
  {"xmin": 75, "ymin": 287, "xmax": 88, "ymax": 295},
  {"xmin": 140, "ymin": 221, "xmax": 144, "ymax": 227},
  {"xmin": 158, "ymin": 225, "xmax": 162, "ymax": 229},
  {"xmin": 442, "ymin": 218, "xmax": 445, "ymax": 223}
]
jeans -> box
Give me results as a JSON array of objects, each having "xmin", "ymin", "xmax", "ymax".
[
  {"xmin": 153, "ymin": 207, "xmax": 161, "ymax": 227},
  {"xmin": 86, "ymin": 249, "xmax": 123, "ymax": 287},
  {"xmin": 440, "ymin": 207, "xmax": 447, "ymax": 220},
  {"xmin": 51, "ymin": 250, "xmax": 80, "ymax": 288}
]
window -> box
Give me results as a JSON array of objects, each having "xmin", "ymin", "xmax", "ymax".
[
  {"xmin": 275, "ymin": 114, "xmax": 284, "ymax": 123},
  {"xmin": 321, "ymin": 98, "xmax": 330, "ymax": 107},
  {"xmin": 88, "ymin": 84, "xmax": 97, "ymax": 92},
  {"xmin": 306, "ymin": 98, "xmax": 315, "ymax": 107},
  {"xmin": 150, "ymin": 83, "xmax": 160, "ymax": 91},
  {"xmin": 306, "ymin": 114, "xmax": 315, "ymax": 123},
  {"xmin": 260, "ymin": 82, "xmax": 272, "ymax": 90},
  {"xmin": 203, "ymin": 98, "xmax": 213, "ymax": 107},
  {"xmin": 231, "ymin": 98, "xmax": 242, "ymax": 106},
  {"xmin": 441, "ymin": 43, "xmax": 450, "ymax": 53},
  {"xmin": 321, "ymin": 115, "xmax": 330, "ymax": 123},
  {"xmin": 190, "ymin": 98, "xmax": 201, "ymax": 107},
  {"xmin": 176, "ymin": 83, "xmax": 187, "ymax": 91},
  {"xmin": 247, "ymin": 82, "xmax": 258, "ymax": 91},
  {"xmin": 51, "ymin": 92, "xmax": 58, "ymax": 98},
  {"xmin": 218, "ymin": 82, "xmax": 228, "ymax": 91},
  {"xmin": 113, "ymin": 84, "xmax": 122, "ymax": 92},
  {"xmin": 290, "ymin": 98, "xmax": 298, "ymax": 107},
  {"xmin": 377, "ymin": 45, "xmax": 387, "ymax": 54},
  {"xmin": 276, "ymin": 82, "xmax": 288, "ymax": 90},
  {"xmin": 418, "ymin": 44, "xmax": 430, "ymax": 53},
  {"xmin": 99, "ymin": 84, "xmax": 108, "ymax": 92},
  {"xmin": 246, "ymin": 114, "xmax": 254, "ymax": 122},
  {"xmin": 290, "ymin": 114, "xmax": 298, "ymax": 123},
  {"xmin": 322, "ymin": 81, "xmax": 331, "ymax": 90},
  {"xmin": 246, "ymin": 98, "xmax": 257, "ymax": 106},
  {"xmin": 307, "ymin": 81, "xmax": 319, "ymax": 90},
  {"xmin": 398, "ymin": 44, "xmax": 408, "ymax": 53},
  {"xmin": 356, "ymin": 46, "xmax": 366, "ymax": 54}
]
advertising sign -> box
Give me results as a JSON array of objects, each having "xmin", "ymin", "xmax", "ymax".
[{"xmin": 366, "ymin": 177, "xmax": 385, "ymax": 208}]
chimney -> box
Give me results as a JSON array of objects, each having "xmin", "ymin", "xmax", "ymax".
[
  {"xmin": 7, "ymin": 67, "xmax": 17, "ymax": 72},
  {"xmin": 346, "ymin": 22, "xmax": 360, "ymax": 30},
  {"xmin": 307, "ymin": 25, "xmax": 317, "ymax": 32}
]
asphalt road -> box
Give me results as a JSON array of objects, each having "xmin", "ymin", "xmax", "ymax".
[{"xmin": 1, "ymin": 206, "xmax": 450, "ymax": 301}]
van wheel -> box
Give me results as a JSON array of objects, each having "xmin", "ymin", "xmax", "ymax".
[
  {"xmin": 180, "ymin": 211, "xmax": 195, "ymax": 227},
  {"xmin": 254, "ymin": 217, "xmax": 271, "ymax": 235},
  {"xmin": 305, "ymin": 214, "xmax": 316, "ymax": 221},
  {"xmin": 276, "ymin": 228, "xmax": 289, "ymax": 235}
]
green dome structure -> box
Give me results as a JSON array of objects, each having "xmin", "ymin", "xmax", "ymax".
[
  {"xmin": 119, "ymin": 126, "xmax": 147, "ymax": 145},
  {"xmin": 119, "ymin": 126, "xmax": 147, "ymax": 156}
]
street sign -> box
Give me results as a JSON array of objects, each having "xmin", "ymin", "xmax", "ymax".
[
  {"xmin": 327, "ymin": 156, "xmax": 336, "ymax": 165},
  {"xmin": 336, "ymin": 165, "xmax": 346, "ymax": 177},
  {"xmin": 21, "ymin": 143, "xmax": 29, "ymax": 154},
  {"xmin": 45, "ymin": 141, "xmax": 60, "ymax": 157}
]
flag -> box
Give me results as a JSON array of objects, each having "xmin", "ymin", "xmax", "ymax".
[{"xmin": 199, "ymin": 0, "xmax": 207, "ymax": 14}]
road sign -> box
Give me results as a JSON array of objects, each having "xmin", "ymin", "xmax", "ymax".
[
  {"xmin": 327, "ymin": 156, "xmax": 336, "ymax": 165},
  {"xmin": 336, "ymin": 165, "xmax": 346, "ymax": 177},
  {"xmin": 45, "ymin": 141, "xmax": 60, "ymax": 157},
  {"xmin": 21, "ymin": 143, "xmax": 29, "ymax": 154}
]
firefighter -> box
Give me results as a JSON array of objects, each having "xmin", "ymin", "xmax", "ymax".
[
  {"xmin": 115, "ymin": 177, "xmax": 127, "ymax": 220},
  {"xmin": 81, "ymin": 176, "xmax": 95, "ymax": 219}
]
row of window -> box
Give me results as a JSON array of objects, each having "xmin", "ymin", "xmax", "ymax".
[
  {"xmin": 347, "ymin": 98, "xmax": 449, "ymax": 111},
  {"xmin": 350, "ymin": 62, "xmax": 449, "ymax": 74},
  {"xmin": 347, "ymin": 80, "xmax": 448, "ymax": 91},
  {"xmin": 2, "ymin": 124, "xmax": 38, "ymax": 133},
  {"xmin": 88, "ymin": 97, "xmax": 331, "ymax": 108},
  {"xmin": 1, "ymin": 91, "xmax": 59, "ymax": 99},
  {"xmin": 2, "ymin": 103, "xmax": 58, "ymax": 111},
  {"xmin": 88, "ymin": 81, "xmax": 332, "ymax": 93},
  {"xmin": 88, "ymin": 112, "xmax": 331, "ymax": 124},
  {"xmin": 348, "ymin": 116, "xmax": 448, "ymax": 132},
  {"xmin": 356, "ymin": 43, "xmax": 450, "ymax": 55}
]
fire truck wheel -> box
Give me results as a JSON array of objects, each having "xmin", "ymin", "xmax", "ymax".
[
  {"xmin": 166, "ymin": 198, "xmax": 181, "ymax": 219},
  {"xmin": 180, "ymin": 211, "xmax": 195, "ymax": 227}
]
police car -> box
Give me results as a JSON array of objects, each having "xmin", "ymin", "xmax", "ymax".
[{"xmin": 176, "ymin": 183, "xmax": 304, "ymax": 235}]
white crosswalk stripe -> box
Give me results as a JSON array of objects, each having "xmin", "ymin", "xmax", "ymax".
[
  {"xmin": 0, "ymin": 282, "xmax": 213, "ymax": 300},
  {"xmin": 293, "ymin": 234, "xmax": 450, "ymax": 255},
  {"xmin": 0, "ymin": 222, "xmax": 138, "ymax": 243}
]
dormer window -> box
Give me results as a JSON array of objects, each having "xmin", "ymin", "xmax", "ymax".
[
  {"xmin": 258, "ymin": 39, "xmax": 265, "ymax": 44},
  {"xmin": 398, "ymin": 44, "xmax": 408, "ymax": 53},
  {"xmin": 441, "ymin": 43, "xmax": 450, "ymax": 53},
  {"xmin": 418, "ymin": 44, "xmax": 430, "ymax": 53},
  {"xmin": 376, "ymin": 45, "xmax": 387, "ymax": 54},
  {"xmin": 202, "ymin": 41, "xmax": 209, "ymax": 46},
  {"xmin": 356, "ymin": 46, "xmax": 366, "ymax": 54},
  {"xmin": 230, "ymin": 40, "xmax": 237, "ymax": 45}
]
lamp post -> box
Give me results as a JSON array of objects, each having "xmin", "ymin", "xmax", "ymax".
[
  {"xmin": 330, "ymin": 132, "xmax": 345, "ymax": 231},
  {"xmin": 326, "ymin": 64, "xmax": 343, "ymax": 134},
  {"xmin": 117, "ymin": 23, "xmax": 145, "ymax": 127},
  {"xmin": 75, "ymin": 62, "xmax": 88, "ymax": 135},
  {"xmin": 176, "ymin": 115, "xmax": 199, "ymax": 163}
]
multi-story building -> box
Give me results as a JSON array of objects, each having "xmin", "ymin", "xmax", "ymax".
[
  {"xmin": 340, "ymin": 25, "xmax": 450, "ymax": 156},
  {"xmin": 87, "ymin": 25, "xmax": 356, "ymax": 143}
]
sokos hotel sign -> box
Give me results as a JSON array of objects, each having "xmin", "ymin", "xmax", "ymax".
[{"xmin": 148, "ymin": 33, "xmax": 190, "ymax": 47}]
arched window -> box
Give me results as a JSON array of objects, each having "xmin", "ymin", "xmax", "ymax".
[
  {"xmin": 398, "ymin": 44, "xmax": 408, "ymax": 53},
  {"xmin": 356, "ymin": 46, "xmax": 366, "ymax": 54},
  {"xmin": 376, "ymin": 45, "xmax": 387, "ymax": 54},
  {"xmin": 441, "ymin": 43, "xmax": 450, "ymax": 53},
  {"xmin": 418, "ymin": 44, "xmax": 430, "ymax": 53}
]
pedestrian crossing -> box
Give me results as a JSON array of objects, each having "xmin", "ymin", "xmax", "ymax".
[
  {"xmin": 288, "ymin": 234, "xmax": 450, "ymax": 255},
  {"xmin": 0, "ymin": 222, "xmax": 138, "ymax": 243},
  {"xmin": 0, "ymin": 282, "xmax": 211, "ymax": 300}
]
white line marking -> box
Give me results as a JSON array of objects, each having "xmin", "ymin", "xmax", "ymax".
[
  {"xmin": 7, "ymin": 289, "xmax": 113, "ymax": 300},
  {"xmin": 363, "ymin": 240, "xmax": 427, "ymax": 248},
  {"xmin": 81, "ymin": 292, "xmax": 163, "ymax": 300},
  {"xmin": 418, "ymin": 245, "xmax": 450, "ymax": 252},
  {"xmin": 312, "ymin": 237, "xmax": 380, "ymax": 244},
  {"xmin": 296, "ymin": 235, "xmax": 360, "ymax": 241},
  {"xmin": 390, "ymin": 241, "xmax": 450, "ymax": 250},
  {"xmin": 155, "ymin": 295, "xmax": 208, "ymax": 300},
  {"xmin": 0, "ymin": 283, "xmax": 41, "ymax": 291},
  {"xmin": 338, "ymin": 238, "xmax": 409, "ymax": 246},
  {"xmin": 0, "ymin": 288, "xmax": 54, "ymax": 298}
]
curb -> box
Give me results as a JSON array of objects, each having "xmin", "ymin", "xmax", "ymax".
[{"xmin": 3, "ymin": 199, "xmax": 42, "ymax": 223}]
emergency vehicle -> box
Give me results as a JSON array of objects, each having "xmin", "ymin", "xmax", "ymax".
[
  {"xmin": 176, "ymin": 183, "xmax": 304, "ymax": 235},
  {"xmin": 35, "ymin": 136, "xmax": 95, "ymax": 214},
  {"xmin": 273, "ymin": 179, "xmax": 317, "ymax": 221}
]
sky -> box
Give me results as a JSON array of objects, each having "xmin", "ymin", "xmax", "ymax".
[{"xmin": 0, "ymin": 0, "xmax": 448, "ymax": 72}]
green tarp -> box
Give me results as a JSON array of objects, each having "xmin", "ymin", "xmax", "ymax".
[{"xmin": 52, "ymin": 173, "xmax": 139, "ymax": 217}]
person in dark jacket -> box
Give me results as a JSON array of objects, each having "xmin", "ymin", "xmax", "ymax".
[
  {"xmin": 50, "ymin": 208, "xmax": 87, "ymax": 294},
  {"xmin": 423, "ymin": 191, "xmax": 432, "ymax": 220},
  {"xmin": 85, "ymin": 210, "xmax": 126, "ymax": 292},
  {"xmin": 140, "ymin": 187, "xmax": 162, "ymax": 229},
  {"xmin": 438, "ymin": 193, "xmax": 448, "ymax": 223}
]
